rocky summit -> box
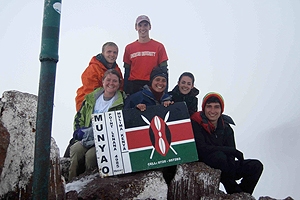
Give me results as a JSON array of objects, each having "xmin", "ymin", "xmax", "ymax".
[{"xmin": 0, "ymin": 90, "xmax": 294, "ymax": 200}]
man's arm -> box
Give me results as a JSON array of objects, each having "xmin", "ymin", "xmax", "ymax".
[
  {"xmin": 75, "ymin": 64, "xmax": 100, "ymax": 111},
  {"xmin": 159, "ymin": 60, "xmax": 168, "ymax": 67}
]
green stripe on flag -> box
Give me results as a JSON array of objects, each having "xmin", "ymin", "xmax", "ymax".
[{"xmin": 129, "ymin": 142, "xmax": 198, "ymax": 172}]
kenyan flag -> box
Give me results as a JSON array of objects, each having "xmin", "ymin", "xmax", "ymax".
[{"xmin": 123, "ymin": 102, "xmax": 198, "ymax": 172}]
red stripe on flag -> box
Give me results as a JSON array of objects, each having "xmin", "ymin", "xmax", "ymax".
[
  {"xmin": 168, "ymin": 122, "xmax": 194, "ymax": 142},
  {"xmin": 126, "ymin": 128, "xmax": 151, "ymax": 149}
]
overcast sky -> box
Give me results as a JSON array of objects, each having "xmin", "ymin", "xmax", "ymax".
[{"xmin": 1, "ymin": 0, "xmax": 299, "ymax": 199}]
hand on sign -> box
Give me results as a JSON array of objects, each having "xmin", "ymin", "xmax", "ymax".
[{"xmin": 136, "ymin": 103, "xmax": 147, "ymax": 111}]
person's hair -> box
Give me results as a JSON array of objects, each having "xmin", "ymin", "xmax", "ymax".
[
  {"xmin": 178, "ymin": 72, "xmax": 195, "ymax": 84},
  {"xmin": 202, "ymin": 92, "xmax": 224, "ymax": 113},
  {"xmin": 102, "ymin": 69, "xmax": 122, "ymax": 84},
  {"xmin": 205, "ymin": 96, "xmax": 221, "ymax": 106},
  {"xmin": 102, "ymin": 42, "xmax": 118, "ymax": 53}
]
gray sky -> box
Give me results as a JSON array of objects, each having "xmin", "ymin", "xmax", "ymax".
[{"xmin": 1, "ymin": 0, "xmax": 299, "ymax": 199}]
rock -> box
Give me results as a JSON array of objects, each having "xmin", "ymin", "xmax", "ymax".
[
  {"xmin": 66, "ymin": 190, "xmax": 78, "ymax": 200},
  {"xmin": 0, "ymin": 122, "xmax": 9, "ymax": 176},
  {"xmin": 168, "ymin": 162, "xmax": 221, "ymax": 199},
  {"xmin": 258, "ymin": 196, "xmax": 294, "ymax": 200},
  {"xmin": 61, "ymin": 157, "xmax": 71, "ymax": 183},
  {"xmin": 0, "ymin": 90, "xmax": 65, "ymax": 200},
  {"xmin": 64, "ymin": 162, "xmax": 258, "ymax": 200},
  {"xmin": 167, "ymin": 162, "xmax": 257, "ymax": 200},
  {"xmin": 66, "ymin": 170, "xmax": 168, "ymax": 199}
]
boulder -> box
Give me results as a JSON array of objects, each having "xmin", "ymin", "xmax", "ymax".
[
  {"xmin": 0, "ymin": 122, "xmax": 9, "ymax": 176},
  {"xmin": 64, "ymin": 162, "xmax": 258, "ymax": 200},
  {"xmin": 66, "ymin": 169, "xmax": 168, "ymax": 199},
  {"xmin": 0, "ymin": 90, "xmax": 65, "ymax": 200},
  {"xmin": 60, "ymin": 157, "xmax": 71, "ymax": 183},
  {"xmin": 168, "ymin": 162, "xmax": 221, "ymax": 199},
  {"xmin": 258, "ymin": 197, "xmax": 294, "ymax": 200}
]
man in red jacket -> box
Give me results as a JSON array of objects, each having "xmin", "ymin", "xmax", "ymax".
[
  {"xmin": 75, "ymin": 42, "xmax": 123, "ymax": 111},
  {"xmin": 123, "ymin": 15, "xmax": 168, "ymax": 95},
  {"xmin": 191, "ymin": 92, "xmax": 263, "ymax": 195}
]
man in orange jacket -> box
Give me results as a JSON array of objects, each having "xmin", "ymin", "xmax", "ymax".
[{"xmin": 75, "ymin": 42, "xmax": 123, "ymax": 111}]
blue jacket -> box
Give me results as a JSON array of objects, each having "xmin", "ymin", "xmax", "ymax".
[{"xmin": 124, "ymin": 85, "xmax": 171, "ymax": 109}]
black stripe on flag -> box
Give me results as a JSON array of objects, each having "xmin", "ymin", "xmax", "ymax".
[{"xmin": 123, "ymin": 102, "xmax": 190, "ymax": 129}]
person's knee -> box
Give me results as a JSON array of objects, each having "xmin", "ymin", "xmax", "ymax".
[
  {"xmin": 69, "ymin": 142, "xmax": 77, "ymax": 158},
  {"xmin": 69, "ymin": 142, "xmax": 88, "ymax": 180},
  {"xmin": 253, "ymin": 160, "xmax": 263, "ymax": 175},
  {"xmin": 85, "ymin": 147, "xmax": 97, "ymax": 170},
  {"xmin": 243, "ymin": 159, "xmax": 263, "ymax": 178},
  {"xmin": 70, "ymin": 142, "xmax": 86, "ymax": 158}
]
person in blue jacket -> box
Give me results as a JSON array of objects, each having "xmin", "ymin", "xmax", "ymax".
[
  {"xmin": 191, "ymin": 92, "xmax": 263, "ymax": 195},
  {"xmin": 124, "ymin": 66, "xmax": 172, "ymax": 111},
  {"xmin": 124, "ymin": 66, "xmax": 175, "ymax": 184}
]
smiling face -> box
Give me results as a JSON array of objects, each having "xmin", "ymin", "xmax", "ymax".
[
  {"xmin": 102, "ymin": 73, "xmax": 120, "ymax": 96},
  {"xmin": 135, "ymin": 21, "xmax": 151, "ymax": 40},
  {"xmin": 204, "ymin": 102, "xmax": 222, "ymax": 127},
  {"xmin": 102, "ymin": 45, "xmax": 118, "ymax": 67},
  {"xmin": 178, "ymin": 75, "xmax": 194, "ymax": 95},
  {"xmin": 151, "ymin": 76, "xmax": 167, "ymax": 93}
]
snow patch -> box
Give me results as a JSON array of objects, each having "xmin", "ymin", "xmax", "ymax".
[
  {"xmin": 135, "ymin": 171, "xmax": 168, "ymax": 200},
  {"xmin": 65, "ymin": 174, "xmax": 98, "ymax": 193}
]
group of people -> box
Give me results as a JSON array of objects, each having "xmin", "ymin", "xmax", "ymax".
[{"xmin": 67, "ymin": 15, "xmax": 263, "ymax": 196}]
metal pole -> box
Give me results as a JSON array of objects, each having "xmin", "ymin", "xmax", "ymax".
[{"xmin": 32, "ymin": 1, "xmax": 61, "ymax": 199}]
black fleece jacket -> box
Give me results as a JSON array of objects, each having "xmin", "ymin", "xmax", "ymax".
[{"xmin": 169, "ymin": 85, "xmax": 199, "ymax": 116}]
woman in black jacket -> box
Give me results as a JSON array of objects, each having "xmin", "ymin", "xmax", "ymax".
[{"xmin": 169, "ymin": 72, "xmax": 199, "ymax": 116}]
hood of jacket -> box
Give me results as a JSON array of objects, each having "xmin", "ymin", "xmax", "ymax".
[{"xmin": 95, "ymin": 53, "xmax": 117, "ymax": 69}]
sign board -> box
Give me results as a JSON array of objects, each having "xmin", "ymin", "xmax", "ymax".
[{"xmin": 91, "ymin": 102, "xmax": 198, "ymax": 177}]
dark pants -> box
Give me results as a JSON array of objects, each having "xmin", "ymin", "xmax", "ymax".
[
  {"xmin": 125, "ymin": 80, "xmax": 149, "ymax": 95},
  {"xmin": 203, "ymin": 151, "xmax": 263, "ymax": 195}
]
